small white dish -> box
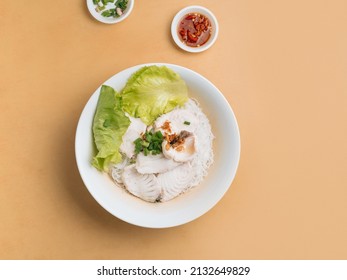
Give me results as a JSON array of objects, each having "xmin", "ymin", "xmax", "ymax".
[
  {"xmin": 75, "ymin": 63, "xmax": 240, "ymax": 228},
  {"xmin": 171, "ymin": 6, "xmax": 219, "ymax": 53},
  {"xmin": 86, "ymin": 0, "xmax": 134, "ymax": 24}
]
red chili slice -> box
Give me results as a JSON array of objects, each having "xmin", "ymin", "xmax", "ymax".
[
  {"xmin": 187, "ymin": 30, "xmax": 198, "ymax": 42},
  {"xmin": 185, "ymin": 14, "xmax": 194, "ymax": 20}
]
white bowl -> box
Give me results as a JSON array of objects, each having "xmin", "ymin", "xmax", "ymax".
[
  {"xmin": 75, "ymin": 63, "xmax": 240, "ymax": 228},
  {"xmin": 171, "ymin": 6, "xmax": 219, "ymax": 53},
  {"xmin": 86, "ymin": 0, "xmax": 134, "ymax": 24}
]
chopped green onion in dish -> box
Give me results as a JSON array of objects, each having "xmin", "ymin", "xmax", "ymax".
[{"xmin": 93, "ymin": 0, "xmax": 128, "ymax": 18}]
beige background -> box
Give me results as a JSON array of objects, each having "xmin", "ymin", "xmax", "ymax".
[{"xmin": 1, "ymin": 0, "xmax": 347, "ymax": 259}]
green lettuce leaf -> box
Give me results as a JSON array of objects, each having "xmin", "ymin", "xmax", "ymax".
[
  {"xmin": 121, "ymin": 66, "xmax": 188, "ymax": 125},
  {"xmin": 92, "ymin": 85, "xmax": 130, "ymax": 171}
]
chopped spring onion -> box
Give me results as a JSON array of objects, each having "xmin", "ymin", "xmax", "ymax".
[
  {"xmin": 93, "ymin": 0, "xmax": 128, "ymax": 18},
  {"xmin": 134, "ymin": 130, "xmax": 164, "ymax": 156}
]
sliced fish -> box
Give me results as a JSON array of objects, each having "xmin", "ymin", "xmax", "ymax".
[
  {"xmin": 110, "ymin": 157, "xmax": 129, "ymax": 184},
  {"xmin": 136, "ymin": 153, "xmax": 182, "ymax": 174},
  {"xmin": 157, "ymin": 163, "xmax": 194, "ymax": 202},
  {"xmin": 120, "ymin": 116, "xmax": 147, "ymax": 158},
  {"xmin": 121, "ymin": 164, "xmax": 161, "ymax": 202},
  {"xmin": 162, "ymin": 132, "xmax": 197, "ymax": 163},
  {"xmin": 154, "ymin": 108, "xmax": 198, "ymax": 135}
]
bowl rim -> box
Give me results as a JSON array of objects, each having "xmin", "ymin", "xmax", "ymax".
[
  {"xmin": 75, "ymin": 63, "xmax": 240, "ymax": 228},
  {"xmin": 171, "ymin": 5, "xmax": 219, "ymax": 53},
  {"xmin": 86, "ymin": 0, "xmax": 135, "ymax": 24}
]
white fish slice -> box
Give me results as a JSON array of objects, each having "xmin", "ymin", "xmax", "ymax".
[
  {"xmin": 110, "ymin": 157, "xmax": 129, "ymax": 184},
  {"xmin": 121, "ymin": 164, "xmax": 161, "ymax": 202},
  {"xmin": 157, "ymin": 163, "xmax": 194, "ymax": 202},
  {"xmin": 162, "ymin": 133, "xmax": 197, "ymax": 163},
  {"xmin": 120, "ymin": 116, "xmax": 147, "ymax": 158},
  {"xmin": 136, "ymin": 153, "xmax": 182, "ymax": 174},
  {"xmin": 154, "ymin": 108, "xmax": 198, "ymax": 134}
]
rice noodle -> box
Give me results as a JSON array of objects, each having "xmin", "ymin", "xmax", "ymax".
[{"xmin": 182, "ymin": 99, "xmax": 214, "ymax": 188}]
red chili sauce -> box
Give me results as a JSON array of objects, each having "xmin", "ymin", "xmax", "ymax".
[{"xmin": 178, "ymin": 13, "xmax": 212, "ymax": 47}]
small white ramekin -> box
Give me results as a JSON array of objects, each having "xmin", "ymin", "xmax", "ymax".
[
  {"xmin": 86, "ymin": 0, "xmax": 134, "ymax": 24},
  {"xmin": 171, "ymin": 6, "xmax": 219, "ymax": 53}
]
